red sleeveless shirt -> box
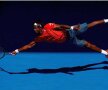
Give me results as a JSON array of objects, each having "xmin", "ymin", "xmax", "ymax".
[{"xmin": 35, "ymin": 23, "xmax": 67, "ymax": 43}]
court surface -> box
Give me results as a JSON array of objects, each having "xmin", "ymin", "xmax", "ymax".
[{"xmin": 0, "ymin": 52, "xmax": 108, "ymax": 90}]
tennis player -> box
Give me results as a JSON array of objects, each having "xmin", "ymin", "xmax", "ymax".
[{"xmin": 10, "ymin": 19, "xmax": 108, "ymax": 58}]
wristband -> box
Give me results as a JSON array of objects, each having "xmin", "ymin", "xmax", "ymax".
[
  {"xmin": 101, "ymin": 50, "xmax": 108, "ymax": 55},
  {"xmin": 15, "ymin": 49, "xmax": 19, "ymax": 53}
]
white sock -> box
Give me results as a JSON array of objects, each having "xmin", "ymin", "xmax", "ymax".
[
  {"xmin": 104, "ymin": 19, "xmax": 108, "ymax": 23},
  {"xmin": 101, "ymin": 50, "xmax": 108, "ymax": 55}
]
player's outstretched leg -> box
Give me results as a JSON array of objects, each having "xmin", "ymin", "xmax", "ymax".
[
  {"xmin": 88, "ymin": 19, "xmax": 108, "ymax": 28},
  {"xmin": 84, "ymin": 41, "xmax": 108, "ymax": 58}
]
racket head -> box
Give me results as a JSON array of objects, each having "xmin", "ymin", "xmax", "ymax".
[{"xmin": 0, "ymin": 47, "xmax": 5, "ymax": 59}]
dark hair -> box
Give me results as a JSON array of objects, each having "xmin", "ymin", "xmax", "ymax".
[{"xmin": 35, "ymin": 18, "xmax": 42, "ymax": 24}]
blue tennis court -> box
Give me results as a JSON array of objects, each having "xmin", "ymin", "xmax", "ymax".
[{"xmin": 0, "ymin": 52, "xmax": 108, "ymax": 90}]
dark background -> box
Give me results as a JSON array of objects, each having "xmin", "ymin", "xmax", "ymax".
[{"xmin": 0, "ymin": 1, "xmax": 108, "ymax": 52}]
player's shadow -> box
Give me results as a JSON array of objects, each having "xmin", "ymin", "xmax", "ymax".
[{"xmin": 1, "ymin": 61, "xmax": 108, "ymax": 75}]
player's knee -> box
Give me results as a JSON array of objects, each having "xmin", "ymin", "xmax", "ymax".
[
  {"xmin": 84, "ymin": 41, "xmax": 90, "ymax": 47},
  {"xmin": 85, "ymin": 42, "xmax": 96, "ymax": 48}
]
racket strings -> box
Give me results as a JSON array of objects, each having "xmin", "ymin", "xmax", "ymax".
[{"xmin": 0, "ymin": 47, "xmax": 5, "ymax": 59}]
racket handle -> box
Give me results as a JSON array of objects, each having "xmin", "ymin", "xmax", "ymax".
[{"xmin": 9, "ymin": 52, "xmax": 16, "ymax": 55}]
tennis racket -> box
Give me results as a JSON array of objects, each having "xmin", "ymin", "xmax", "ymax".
[
  {"xmin": 0, "ymin": 46, "xmax": 10, "ymax": 59},
  {"xmin": 0, "ymin": 46, "xmax": 6, "ymax": 59}
]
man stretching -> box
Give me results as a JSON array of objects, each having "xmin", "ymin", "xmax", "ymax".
[{"xmin": 10, "ymin": 19, "xmax": 108, "ymax": 58}]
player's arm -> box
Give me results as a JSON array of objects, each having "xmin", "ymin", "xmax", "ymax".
[
  {"xmin": 54, "ymin": 24, "xmax": 80, "ymax": 31},
  {"xmin": 84, "ymin": 41, "xmax": 108, "ymax": 57},
  {"xmin": 10, "ymin": 36, "xmax": 43, "ymax": 55},
  {"xmin": 10, "ymin": 41, "xmax": 36, "ymax": 55},
  {"xmin": 55, "ymin": 24, "xmax": 71, "ymax": 29}
]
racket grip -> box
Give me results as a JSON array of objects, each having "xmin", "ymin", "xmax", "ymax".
[{"xmin": 9, "ymin": 52, "xmax": 16, "ymax": 55}]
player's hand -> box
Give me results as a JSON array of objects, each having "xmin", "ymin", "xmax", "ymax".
[
  {"xmin": 9, "ymin": 51, "xmax": 17, "ymax": 55},
  {"xmin": 73, "ymin": 24, "xmax": 80, "ymax": 31},
  {"xmin": 10, "ymin": 49, "xmax": 20, "ymax": 55},
  {"xmin": 105, "ymin": 49, "xmax": 108, "ymax": 58}
]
